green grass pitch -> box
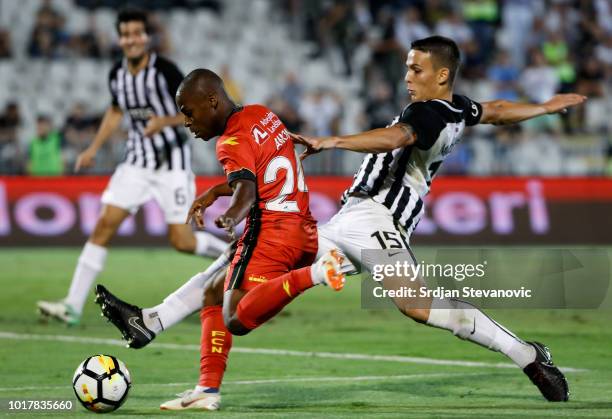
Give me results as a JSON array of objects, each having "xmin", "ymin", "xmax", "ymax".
[{"xmin": 0, "ymin": 248, "xmax": 611, "ymax": 418}]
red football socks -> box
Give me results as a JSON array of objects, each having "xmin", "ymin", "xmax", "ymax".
[
  {"xmin": 198, "ymin": 306, "xmax": 232, "ymax": 389},
  {"xmin": 236, "ymin": 266, "xmax": 313, "ymax": 330}
]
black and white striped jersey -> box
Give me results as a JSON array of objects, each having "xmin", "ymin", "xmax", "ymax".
[
  {"xmin": 343, "ymin": 94, "xmax": 483, "ymax": 236},
  {"xmin": 108, "ymin": 53, "xmax": 190, "ymax": 171}
]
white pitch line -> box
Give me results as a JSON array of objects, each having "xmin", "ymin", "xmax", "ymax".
[
  {"xmin": 0, "ymin": 373, "xmax": 485, "ymax": 393},
  {"xmin": 0, "ymin": 331, "xmax": 587, "ymax": 373}
]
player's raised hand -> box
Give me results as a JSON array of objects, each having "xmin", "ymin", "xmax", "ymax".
[
  {"xmin": 143, "ymin": 116, "xmax": 165, "ymax": 137},
  {"xmin": 186, "ymin": 189, "xmax": 218, "ymax": 229},
  {"xmin": 74, "ymin": 147, "xmax": 96, "ymax": 172},
  {"xmin": 543, "ymin": 94, "xmax": 587, "ymax": 115}
]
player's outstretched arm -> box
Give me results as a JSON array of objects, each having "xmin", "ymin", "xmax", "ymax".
[
  {"xmin": 479, "ymin": 94, "xmax": 587, "ymax": 125},
  {"xmin": 290, "ymin": 123, "xmax": 416, "ymax": 157},
  {"xmin": 215, "ymin": 179, "xmax": 256, "ymax": 239},
  {"xmin": 75, "ymin": 106, "xmax": 123, "ymax": 172},
  {"xmin": 186, "ymin": 182, "xmax": 233, "ymax": 229}
]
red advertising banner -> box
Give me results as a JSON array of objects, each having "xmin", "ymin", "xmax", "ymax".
[{"xmin": 0, "ymin": 176, "xmax": 610, "ymax": 246}]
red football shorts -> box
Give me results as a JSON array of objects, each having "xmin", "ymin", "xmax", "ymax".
[{"xmin": 225, "ymin": 217, "xmax": 318, "ymax": 292}]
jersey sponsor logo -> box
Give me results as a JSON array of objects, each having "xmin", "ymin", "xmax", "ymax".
[
  {"xmin": 221, "ymin": 136, "xmax": 239, "ymax": 146},
  {"xmin": 248, "ymin": 274, "xmax": 268, "ymax": 283},
  {"xmin": 251, "ymin": 124, "xmax": 269, "ymax": 144},
  {"xmin": 260, "ymin": 111, "xmax": 283, "ymax": 134},
  {"xmin": 128, "ymin": 107, "xmax": 155, "ymax": 121}
]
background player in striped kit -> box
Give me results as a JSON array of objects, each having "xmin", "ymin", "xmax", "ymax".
[{"xmin": 37, "ymin": 8, "xmax": 226, "ymax": 326}]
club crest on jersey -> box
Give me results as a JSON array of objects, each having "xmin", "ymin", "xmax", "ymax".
[{"xmin": 251, "ymin": 124, "xmax": 269, "ymax": 144}]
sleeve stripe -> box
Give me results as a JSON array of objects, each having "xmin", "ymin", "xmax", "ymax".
[{"xmin": 227, "ymin": 168, "xmax": 256, "ymax": 185}]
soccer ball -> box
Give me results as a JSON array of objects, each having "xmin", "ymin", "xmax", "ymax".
[{"xmin": 72, "ymin": 354, "xmax": 131, "ymax": 413}]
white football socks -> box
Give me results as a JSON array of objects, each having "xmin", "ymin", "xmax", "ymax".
[
  {"xmin": 142, "ymin": 252, "xmax": 230, "ymax": 334},
  {"xmin": 426, "ymin": 298, "xmax": 536, "ymax": 368},
  {"xmin": 65, "ymin": 242, "xmax": 108, "ymax": 315},
  {"xmin": 195, "ymin": 232, "xmax": 228, "ymax": 258}
]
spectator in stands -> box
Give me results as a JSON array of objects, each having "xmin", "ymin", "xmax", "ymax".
[
  {"xmin": 280, "ymin": 71, "xmax": 303, "ymax": 112},
  {"xmin": 519, "ymin": 49, "xmax": 559, "ymax": 104},
  {"xmin": 575, "ymin": 55, "xmax": 606, "ymax": 131},
  {"xmin": 27, "ymin": 116, "xmax": 64, "ymax": 176},
  {"xmin": 487, "ymin": 50, "xmax": 520, "ymax": 101},
  {"xmin": 299, "ymin": 87, "xmax": 342, "ymax": 137},
  {"xmin": 68, "ymin": 15, "xmax": 104, "ymax": 58},
  {"xmin": 595, "ymin": 34, "xmax": 612, "ymax": 78},
  {"xmin": 62, "ymin": 103, "xmax": 100, "ymax": 169},
  {"xmin": 0, "ymin": 102, "xmax": 22, "ymax": 174},
  {"xmin": 462, "ymin": 0, "xmax": 499, "ymax": 66},
  {"xmin": 364, "ymin": 80, "xmax": 396, "ymax": 130},
  {"xmin": 576, "ymin": 56, "xmax": 606, "ymax": 98},
  {"xmin": 314, "ymin": 0, "xmax": 359, "ymax": 75},
  {"xmin": 394, "ymin": 7, "xmax": 430, "ymax": 53},
  {"xmin": 220, "ymin": 64, "xmax": 243, "ymax": 103},
  {"xmin": 267, "ymin": 95, "xmax": 303, "ymax": 133},
  {"xmin": 0, "ymin": 28, "xmax": 12, "ymax": 59},
  {"xmin": 501, "ymin": 0, "xmax": 539, "ymax": 68},
  {"xmin": 435, "ymin": 10, "xmax": 482, "ymax": 78},
  {"xmin": 365, "ymin": 6, "xmax": 404, "ymax": 99},
  {"xmin": 148, "ymin": 12, "xmax": 173, "ymax": 55},
  {"xmin": 27, "ymin": 0, "xmax": 70, "ymax": 58}
]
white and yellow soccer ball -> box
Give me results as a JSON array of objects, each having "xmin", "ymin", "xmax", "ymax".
[{"xmin": 72, "ymin": 354, "xmax": 131, "ymax": 413}]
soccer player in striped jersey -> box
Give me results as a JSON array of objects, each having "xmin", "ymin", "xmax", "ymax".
[
  {"xmin": 292, "ymin": 36, "xmax": 586, "ymax": 402},
  {"xmin": 37, "ymin": 8, "xmax": 226, "ymax": 326}
]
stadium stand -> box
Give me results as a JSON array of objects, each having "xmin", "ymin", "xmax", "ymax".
[{"xmin": 0, "ymin": 0, "xmax": 609, "ymax": 176}]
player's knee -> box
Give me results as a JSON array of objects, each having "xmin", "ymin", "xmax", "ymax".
[
  {"xmin": 224, "ymin": 315, "xmax": 251, "ymax": 336},
  {"xmin": 398, "ymin": 306, "xmax": 429, "ymax": 324},
  {"xmin": 168, "ymin": 230, "xmax": 194, "ymax": 253}
]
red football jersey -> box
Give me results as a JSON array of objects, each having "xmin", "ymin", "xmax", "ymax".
[{"xmin": 216, "ymin": 104, "xmax": 315, "ymax": 231}]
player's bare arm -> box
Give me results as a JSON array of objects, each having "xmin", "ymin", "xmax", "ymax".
[
  {"xmin": 186, "ymin": 182, "xmax": 233, "ymax": 228},
  {"xmin": 480, "ymin": 94, "xmax": 587, "ymax": 126},
  {"xmin": 143, "ymin": 114, "xmax": 185, "ymax": 137},
  {"xmin": 215, "ymin": 178, "xmax": 256, "ymax": 239},
  {"xmin": 75, "ymin": 105, "xmax": 123, "ymax": 172},
  {"xmin": 290, "ymin": 123, "xmax": 416, "ymax": 158}
]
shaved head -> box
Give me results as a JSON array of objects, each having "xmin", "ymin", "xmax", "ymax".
[
  {"xmin": 177, "ymin": 68, "xmax": 226, "ymax": 99},
  {"xmin": 176, "ymin": 68, "xmax": 236, "ymax": 141}
]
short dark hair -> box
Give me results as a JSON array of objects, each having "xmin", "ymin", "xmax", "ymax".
[
  {"xmin": 411, "ymin": 36, "xmax": 460, "ymax": 84},
  {"xmin": 116, "ymin": 8, "xmax": 150, "ymax": 35}
]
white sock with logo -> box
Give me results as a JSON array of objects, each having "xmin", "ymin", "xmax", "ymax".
[
  {"xmin": 142, "ymin": 252, "xmax": 230, "ymax": 334},
  {"xmin": 426, "ymin": 298, "xmax": 536, "ymax": 368},
  {"xmin": 65, "ymin": 242, "xmax": 108, "ymax": 315},
  {"xmin": 194, "ymin": 232, "xmax": 228, "ymax": 258}
]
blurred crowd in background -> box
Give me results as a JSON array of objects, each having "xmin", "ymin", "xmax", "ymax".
[{"xmin": 0, "ymin": 0, "xmax": 610, "ymax": 176}]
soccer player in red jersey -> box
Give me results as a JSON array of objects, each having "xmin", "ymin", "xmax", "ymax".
[
  {"xmin": 165, "ymin": 68, "xmax": 343, "ymax": 409},
  {"xmin": 95, "ymin": 69, "xmax": 345, "ymax": 409}
]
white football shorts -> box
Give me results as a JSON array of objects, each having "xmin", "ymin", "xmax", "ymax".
[
  {"xmin": 317, "ymin": 197, "xmax": 415, "ymax": 274},
  {"xmin": 101, "ymin": 163, "xmax": 195, "ymax": 224}
]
